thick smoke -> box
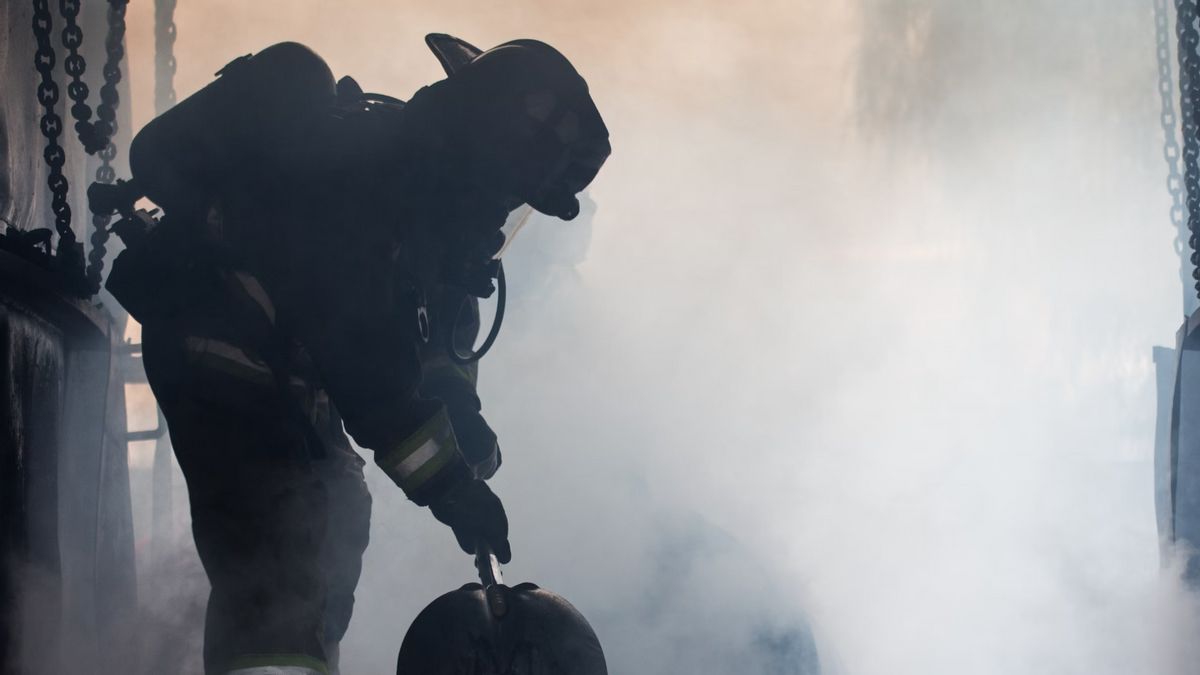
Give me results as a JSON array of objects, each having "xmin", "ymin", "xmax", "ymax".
[{"xmin": 110, "ymin": 1, "xmax": 1200, "ymax": 673}]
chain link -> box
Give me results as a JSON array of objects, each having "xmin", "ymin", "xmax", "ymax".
[
  {"xmin": 86, "ymin": 0, "xmax": 128, "ymax": 293},
  {"xmin": 155, "ymin": 0, "xmax": 177, "ymax": 114}
]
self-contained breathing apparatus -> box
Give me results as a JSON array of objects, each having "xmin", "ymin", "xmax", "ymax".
[{"xmin": 90, "ymin": 35, "xmax": 609, "ymax": 366}]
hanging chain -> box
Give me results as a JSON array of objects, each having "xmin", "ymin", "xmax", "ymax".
[
  {"xmin": 1158, "ymin": 0, "xmax": 1195, "ymax": 315},
  {"xmin": 57, "ymin": 0, "xmax": 114, "ymax": 154},
  {"xmin": 155, "ymin": 0, "xmax": 177, "ymax": 114},
  {"xmin": 27, "ymin": 0, "xmax": 127, "ymax": 294},
  {"xmin": 58, "ymin": 0, "xmax": 92, "ymax": 147},
  {"xmin": 1176, "ymin": 0, "xmax": 1200, "ymax": 301},
  {"xmin": 32, "ymin": 0, "xmax": 79, "ymax": 261},
  {"xmin": 86, "ymin": 0, "xmax": 128, "ymax": 293}
]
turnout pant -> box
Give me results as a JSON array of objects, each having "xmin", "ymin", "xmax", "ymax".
[{"xmin": 143, "ymin": 321, "xmax": 371, "ymax": 675}]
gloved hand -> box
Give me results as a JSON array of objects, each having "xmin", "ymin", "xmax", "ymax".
[{"xmin": 429, "ymin": 479, "xmax": 511, "ymax": 563}]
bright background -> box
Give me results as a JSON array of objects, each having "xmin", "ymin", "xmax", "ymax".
[{"xmin": 116, "ymin": 2, "xmax": 1200, "ymax": 673}]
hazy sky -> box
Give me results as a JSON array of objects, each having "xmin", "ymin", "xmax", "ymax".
[{"xmin": 115, "ymin": 2, "xmax": 1200, "ymax": 674}]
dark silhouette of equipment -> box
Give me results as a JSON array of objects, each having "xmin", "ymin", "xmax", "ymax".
[{"xmin": 397, "ymin": 545, "xmax": 607, "ymax": 675}]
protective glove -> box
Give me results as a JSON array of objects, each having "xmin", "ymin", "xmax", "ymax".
[{"xmin": 429, "ymin": 479, "xmax": 511, "ymax": 563}]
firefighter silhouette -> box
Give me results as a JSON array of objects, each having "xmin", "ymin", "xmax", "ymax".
[{"xmin": 101, "ymin": 35, "xmax": 610, "ymax": 674}]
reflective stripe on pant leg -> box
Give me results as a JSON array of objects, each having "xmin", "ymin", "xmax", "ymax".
[
  {"xmin": 225, "ymin": 667, "xmax": 325, "ymax": 675},
  {"xmin": 374, "ymin": 406, "xmax": 460, "ymax": 495},
  {"xmin": 225, "ymin": 653, "xmax": 329, "ymax": 674}
]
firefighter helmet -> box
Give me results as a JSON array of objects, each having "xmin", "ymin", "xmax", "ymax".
[{"xmin": 421, "ymin": 34, "xmax": 611, "ymax": 221}]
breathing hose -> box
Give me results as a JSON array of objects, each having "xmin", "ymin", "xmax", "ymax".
[{"xmin": 447, "ymin": 261, "xmax": 506, "ymax": 365}]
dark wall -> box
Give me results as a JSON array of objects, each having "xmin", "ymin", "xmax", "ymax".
[
  {"xmin": 0, "ymin": 303, "xmax": 65, "ymax": 675},
  {"xmin": 0, "ymin": 2, "xmax": 137, "ymax": 674}
]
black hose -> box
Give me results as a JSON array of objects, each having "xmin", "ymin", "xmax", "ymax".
[{"xmin": 447, "ymin": 261, "xmax": 506, "ymax": 365}]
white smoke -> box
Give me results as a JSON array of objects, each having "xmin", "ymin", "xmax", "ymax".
[{"xmin": 106, "ymin": 1, "xmax": 1200, "ymax": 673}]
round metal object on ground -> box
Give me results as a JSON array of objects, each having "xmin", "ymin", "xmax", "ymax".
[{"xmin": 396, "ymin": 580, "xmax": 607, "ymax": 675}]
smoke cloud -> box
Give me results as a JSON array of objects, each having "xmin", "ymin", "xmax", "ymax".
[{"xmin": 108, "ymin": 1, "xmax": 1199, "ymax": 673}]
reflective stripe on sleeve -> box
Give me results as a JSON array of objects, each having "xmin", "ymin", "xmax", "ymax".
[
  {"xmin": 183, "ymin": 337, "xmax": 275, "ymax": 388},
  {"xmin": 375, "ymin": 407, "xmax": 460, "ymax": 495},
  {"xmin": 225, "ymin": 653, "xmax": 329, "ymax": 674}
]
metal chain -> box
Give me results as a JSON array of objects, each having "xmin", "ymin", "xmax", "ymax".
[
  {"xmin": 155, "ymin": 0, "xmax": 177, "ymax": 114},
  {"xmin": 57, "ymin": 0, "xmax": 90, "ymax": 143},
  {"xmin": 28, "ymin": 0, "xmax": 127, "ymax": 293},
  {"xmin": 1158, "ymin": 0, "xmax": 1195, "ymax": 315},
  {"xmin": 57, "ymin": 0, "xmax": 111, "ymax": 154},
  {"xmin": 33, "ymin": 0, "xmax": 73, "ymax": 248},
  {"xmin": 86, "ymin": 0, "xmax": 128, "ymax": 293},
  {"xmin": 1177, "ymin": 0, "xmax": 1200, "ymax": 301}
]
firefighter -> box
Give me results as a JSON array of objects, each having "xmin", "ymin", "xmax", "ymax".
[{"xmin": 110, "ymin": 35, "xmax": 610, "ymax": 675}]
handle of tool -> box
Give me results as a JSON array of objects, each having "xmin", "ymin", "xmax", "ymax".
[{"xmin": 475, "ymin": 541, "xmax": 508, "ymax": 618}]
